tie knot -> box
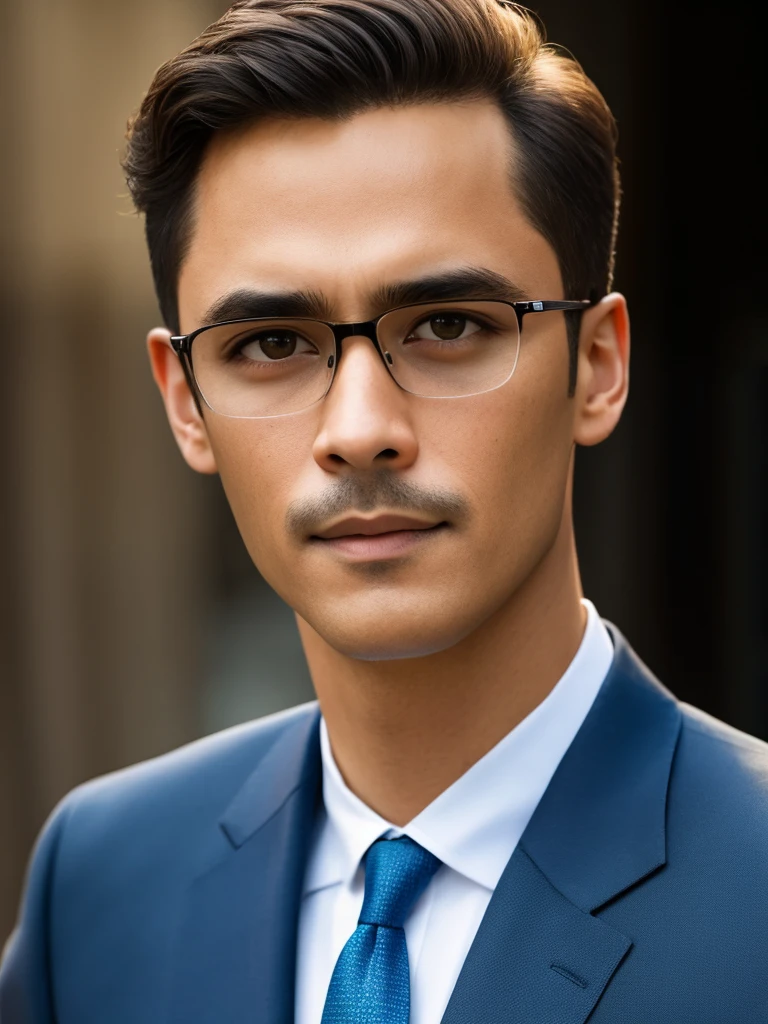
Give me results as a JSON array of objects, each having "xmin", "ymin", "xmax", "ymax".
[{"xmin": 358, "ymin": 837, "xmax": 441, "ymax": 930}]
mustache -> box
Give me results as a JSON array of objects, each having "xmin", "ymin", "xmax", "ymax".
[{"xmin": 285, "ymin": 472, "xmax": 471, "ymax": 539}]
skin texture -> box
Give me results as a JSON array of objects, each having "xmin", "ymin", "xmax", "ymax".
[{"xmin": 149, "ymin": 100, "xmax": 630, "ymax": 824}]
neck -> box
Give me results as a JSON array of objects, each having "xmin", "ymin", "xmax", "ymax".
[{"xmin": 297, "ymin": 514, "xmax": 585, "ymax": 827}]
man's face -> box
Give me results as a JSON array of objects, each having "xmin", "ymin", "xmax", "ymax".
[{"xmin": 166, "ymin": 100, "xmax": 615, "ymax": 660}]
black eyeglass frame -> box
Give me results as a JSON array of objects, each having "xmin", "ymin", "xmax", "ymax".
[{"xmin": 170, "ymin": 297, "xmax": 593, "ymax": 415}]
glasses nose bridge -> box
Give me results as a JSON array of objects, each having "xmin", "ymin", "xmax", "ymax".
[
  {"xmin": 330, "ymin": 318, "xmax": 393, "ymax": 370},
  {"xmin": 331, "ymin": 319, "xmax": 379, "ymax": 346}
]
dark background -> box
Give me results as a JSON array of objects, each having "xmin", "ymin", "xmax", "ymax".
[{"xmin": 1, "ymin": 0, "xmax": 765, "ymax": 943}]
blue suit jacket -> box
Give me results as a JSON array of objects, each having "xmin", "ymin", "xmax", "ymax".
[{"xmin": 2, "ymin": 624, "xmax": 768, "ymax": 1023}]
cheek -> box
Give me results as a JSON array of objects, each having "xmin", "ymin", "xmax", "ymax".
[
  {"xmin": 422, "ymin": 359, "xmax": 572, "ymax": 502},
  {"xmin": 418, "ymin": 351, "xmax": 574, "ymax": 568},
  {"xmin": 205, "ymin": 417, "xmax": 309, "ymax": 565}
]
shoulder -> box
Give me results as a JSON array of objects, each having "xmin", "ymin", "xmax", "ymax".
[
  {"xmin": 0, "ymin": 702, "xmax": 319, "ymax": 1013},
  {"xmin": 608, "ymin": 622, "xmax": 768, "ymax": 837},
  {"xmin": 675, "ymin": 700, "xmax": 768, "ymax": 794},
  {"xmin": 72, "ymin": 699, "xmax": 318, "ymax": 797},
  {"xmin": 50, "ymin": 700, "xmax": 320, "ymax": 870},
  {"xmin": 668, "ymin": 700, "xmax": 768, "ymax": 852}
]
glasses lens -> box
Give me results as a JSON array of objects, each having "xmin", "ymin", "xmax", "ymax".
[
  {"xmin": 190, "ymin": 319, "xmax": 336, "ymax": 417},
  {"xmin": 377, "ymin": 301, "xmax": 520, "ymax": 398}
]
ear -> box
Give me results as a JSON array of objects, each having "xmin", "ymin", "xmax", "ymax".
[
  {"xmin": 147, "ymin": 327, "xmax": 218, "ymax": 474},
  {"xmin": 572, "ymin": 292, "xmax": 630, "ymax": 447}
]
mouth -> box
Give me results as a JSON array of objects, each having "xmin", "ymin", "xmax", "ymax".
[{"xmin": 309, "ymin": 514, "xmax": 448, "ymax": 560}]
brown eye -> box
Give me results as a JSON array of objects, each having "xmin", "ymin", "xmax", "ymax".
[
  {"xmin": 410, "ymin": 314, "xmax": 481, "ymax": 342},
  {"xmin": 430, "ymin": 314, "xmax": 466, "ymax": 340},
  {"xmin": 240, "ymin": 330, "xmax": 309, "ymax": 361}
]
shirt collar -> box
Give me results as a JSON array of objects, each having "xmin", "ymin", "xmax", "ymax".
[{"xmin": 303, "ymin": 599, "xmax": 614, "ymax": 897}]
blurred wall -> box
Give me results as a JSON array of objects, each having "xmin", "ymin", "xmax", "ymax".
[
  {"xmin": 1, "ymin": 0, "xmax": 765, "ymax": 944},
  {"xmin": 0, "ymin": 0, "xmax": 228, "ymax": 945}
]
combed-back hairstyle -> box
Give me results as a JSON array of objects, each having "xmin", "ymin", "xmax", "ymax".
[{"xmin": 124, "ymin": 0, "xmax": 620, "ymax": 391}]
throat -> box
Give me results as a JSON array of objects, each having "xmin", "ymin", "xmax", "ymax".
[{"xmin": 301, "ymin": 599, "xmax": 586, "ymax": 825}]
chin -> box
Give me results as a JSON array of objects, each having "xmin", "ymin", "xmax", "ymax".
[{"xmin": 304, "ymin": 602, "xmax": 483, "ymax": 662}]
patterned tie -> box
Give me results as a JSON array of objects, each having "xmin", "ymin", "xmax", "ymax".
[{"xmin": 320, "ymin": 836, "xmax": 441, "ymax": 1024}]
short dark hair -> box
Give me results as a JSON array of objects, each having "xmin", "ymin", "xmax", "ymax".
[{"xmin": 123, "ymin": 0, "xmax": 620, "ymax": 391}]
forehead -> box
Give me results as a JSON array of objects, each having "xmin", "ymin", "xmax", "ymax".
[{"xmin": 178, "ymin": 100, "xmax": 561, "ymax": 326}]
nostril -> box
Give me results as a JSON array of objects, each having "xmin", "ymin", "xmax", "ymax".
[{"xmin": 377, "ymin": 449, "xmax": 399, "ymax": 461}]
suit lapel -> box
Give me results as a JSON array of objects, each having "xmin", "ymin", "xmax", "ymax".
[
  {"xmin": 441, "ymin": 844, "xmax": 631, "ymax": 1024},
  {"xmin": 442, "ymin": 625, "xmax": 682, "ymax": 1024},
  {"xmin": 170, "ymin": 707, "xmax": 321, "ymax": 1024}
]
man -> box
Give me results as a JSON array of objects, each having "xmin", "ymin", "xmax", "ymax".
[{"xmin": 2, "ymin": 1, "xmax": 767, "ymax": 1021}]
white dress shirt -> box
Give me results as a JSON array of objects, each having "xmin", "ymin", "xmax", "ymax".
[{"xmin": 295, "ymin": 599, "xmax": 614, "ymax": 1024}]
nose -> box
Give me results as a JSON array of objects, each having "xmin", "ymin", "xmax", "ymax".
[{"xmin": 312, "ymin": 334, "xmax": 419, "ymax": 473}]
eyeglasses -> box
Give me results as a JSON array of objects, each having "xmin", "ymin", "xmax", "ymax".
[{"xmin": 170, "ymin": 298, "xmax": 592, "ymax": 419}]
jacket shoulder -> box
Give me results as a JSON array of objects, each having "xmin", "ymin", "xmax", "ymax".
[
  {"xmin": 64, "ymin": 699, "xmax": 320, "ymax": 830},
  {"xmin": 670, "ymin": 701, "xmax": 768, "ymax": 845},
  {"xmin": 29, "ymin": 699, "xmax": 319, "ymax": 898},
  {"xmin": 0, "ymin": 704, "xmax": 318, "ymax": 1020},
  {"xmin": 678, "ymin": 700, "xmax": 768, "ymax": 782}
]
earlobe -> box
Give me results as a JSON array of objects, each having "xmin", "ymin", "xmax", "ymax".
[
  {"xmin": 146, "ymin": 327, "xmax": 218, "ymax": 474},
  {"xmin": 572, "ymin": 293, "xmax": 630, "ymax": 448}
]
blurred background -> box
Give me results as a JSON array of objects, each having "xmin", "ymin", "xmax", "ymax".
[{"xmin": 0, "ymin": 0, "xmax": 765, "ymax": 942}]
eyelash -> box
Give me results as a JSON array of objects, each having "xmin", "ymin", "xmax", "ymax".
[{"xmin": 405, "ymin": 314, "xmax": 499, "ymax": 339}]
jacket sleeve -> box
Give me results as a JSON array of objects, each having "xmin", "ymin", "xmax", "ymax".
[{"xmin": 0, "ymin": 796, "xmax": 74, "ymax": 1024}]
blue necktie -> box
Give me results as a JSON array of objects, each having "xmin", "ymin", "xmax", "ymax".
[{"xmin": 321, "ymin": 836, "xmax": 441, "ymax": 1024}]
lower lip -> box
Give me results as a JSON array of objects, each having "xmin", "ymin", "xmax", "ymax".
[{"xmin": 313, "ymin": 525, "xmax": 445, "ymax": 560}]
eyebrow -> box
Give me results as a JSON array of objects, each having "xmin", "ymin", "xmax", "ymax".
[
  {"xmin": 200, "ymin": 288, "xmax": 332, "ymax": 327},
  {"xmin": 369, "ymin": 267, "xmax": 527, "ymax": 310},
  {"xmin": 198, "ymin": 266, "xmax": 527, "ymax": 329}
]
